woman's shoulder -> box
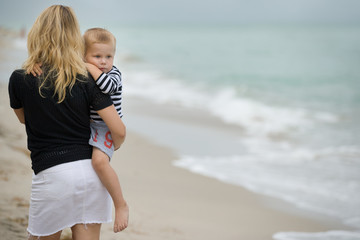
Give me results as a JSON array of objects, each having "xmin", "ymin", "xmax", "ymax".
[
  {"xmin": 74, "ymin": 73, "xmax": 103, "ymax": 97},
  {"xmin": 11, "ymin": 69, "xmax": 26, "ymax": 78},
  {"xmin": 9, "ymin": 69, "xmax": 28, "ymax": 85},
  {"xmin": 76, "ymin": 73, "xmax": 95, "ymax": 88}
]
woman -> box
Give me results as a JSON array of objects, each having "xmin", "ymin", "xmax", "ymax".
[{"xmin": 8, "ymin": 5, "xmax": 126, "ymax": 240}]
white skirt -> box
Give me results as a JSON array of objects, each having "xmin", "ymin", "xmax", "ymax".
[{"xmin": 27, "ymin": 159, "xmax": 112, "ymax": 236}]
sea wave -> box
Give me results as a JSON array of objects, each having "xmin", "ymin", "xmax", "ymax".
[
  {"xmin": 124, "ymin": 70, "xmax": 339, "ymax": 138},
  {"xmin": 273, "ymin": 230, "xmax": 360, "ymax": 240},
  {"xmin": 173, "ymin": 143, "xmax": 360, "ymax": 229}
]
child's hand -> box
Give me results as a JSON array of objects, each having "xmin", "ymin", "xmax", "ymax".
[
  {"xmin": 85, "ymin": 62, "xmax": 94, "ymax": 70},
  {"xmin": 27, "ymin": 63, "xmax": 42, "ymax": 77},
  {"xmin": 85, "ymin": 63, "xmax": 102, "ymax": 81}
]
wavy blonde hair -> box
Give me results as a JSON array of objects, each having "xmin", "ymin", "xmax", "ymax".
[{"xmin": 23, "ymin": 5, "xmax": 87, "ymax": 103}]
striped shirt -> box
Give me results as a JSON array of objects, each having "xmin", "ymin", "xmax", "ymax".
[{"xmin": 90, "ymin": 66, "xmax": 123, "ymax": 122}]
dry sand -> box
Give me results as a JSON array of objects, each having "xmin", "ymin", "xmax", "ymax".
[{"xmin": 0, "ymin": 84, "xmax": 348, "ymax": 240}]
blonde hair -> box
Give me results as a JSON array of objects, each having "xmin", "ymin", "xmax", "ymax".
[
  {"xmin": 23, "ymin": 5, "xmax": 87, "ymax": 103},
  {"xmin": 83, "ymin": 28, "xmax": 116, "ymax": 53}
]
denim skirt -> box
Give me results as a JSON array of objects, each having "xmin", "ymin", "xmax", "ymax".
[{"xmin": 27, "ymin": 159, "xmax": 112, "ymax": 236}]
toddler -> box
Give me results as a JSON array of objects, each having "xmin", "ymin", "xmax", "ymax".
[{"xmin": 84, "ymin": 27, "xmax": 128, "ymax": 233}]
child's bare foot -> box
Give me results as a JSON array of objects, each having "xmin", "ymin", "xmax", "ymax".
[{"xmin": 113, "ymin": 202, "xmax": 129, "ymax": 233}]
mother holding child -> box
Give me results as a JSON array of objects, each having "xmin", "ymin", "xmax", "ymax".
[{"xmin": 8, "ymin": 5, "xmax": 129, "ymax": 240}]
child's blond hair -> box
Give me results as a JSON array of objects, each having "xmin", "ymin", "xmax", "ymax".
[{"xmin": 83, "ymin": 28, "xmax": 116, "ymax": 53}]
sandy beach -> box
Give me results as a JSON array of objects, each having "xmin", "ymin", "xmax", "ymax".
[
  {"xmin": 1, "ymin": 0, "xmax": 360, "ymax": 237},
  {"xmin": 0, "ymin": 82, "xmax": 349, "ymax": 240},
  {"xmin": 1, "ymin": 25, "xmax": 356, "ymax": 240}
]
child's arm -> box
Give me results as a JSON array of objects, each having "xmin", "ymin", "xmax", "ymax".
[
  {"xmin": 27, "ymin": 63, "xmax": 42, "ymax": 76},
  {"xmin": 85, "ymin": 63, "xmax": 103, "ymax": 81},
  {"xmin": 86, "ymin": 64, "xmax": 122, "ymax": 95}
]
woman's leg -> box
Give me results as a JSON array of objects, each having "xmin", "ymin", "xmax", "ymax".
[
  {"xmin": 28, "ymin": 231, "xmax": 62, "ymax": 240},
  {"xmin": 71, "ymin": 224, "xmax": 101, "ymax": 240}
]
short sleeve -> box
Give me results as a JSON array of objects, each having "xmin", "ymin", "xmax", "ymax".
[
  {"xmin": 8, "ymin": 70, "xmax": 24, "ymax": 109},
  {"xmin": 87, "ymin": 75, "xmax": 113, "ymax": 111}
]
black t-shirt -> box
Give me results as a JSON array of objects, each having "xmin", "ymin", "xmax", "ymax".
[{"xmin": 8, "ymin": 69, "xmax": 113, "ymax": 174}]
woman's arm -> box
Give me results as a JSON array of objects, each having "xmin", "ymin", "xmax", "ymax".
[
  {"xmin": 97, "ymin": 105, "xmax": 126, "ymax": 150},
  {"xmin": 13, "ymin": 108, "xmax": 25, "ymax": 124}
]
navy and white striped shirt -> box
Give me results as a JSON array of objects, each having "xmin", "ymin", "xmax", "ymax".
[{"xmin": 90, "ymin": 66, "xmax": 123, "ymax": 122}]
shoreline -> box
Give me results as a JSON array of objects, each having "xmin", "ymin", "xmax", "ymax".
[
  {"xmin": 99, "ymin": 130, "xmax": 354, "ymax": 240},
  {"xmin": 0, "ymin": 83, "xmax": 353, "ymax": 240}
]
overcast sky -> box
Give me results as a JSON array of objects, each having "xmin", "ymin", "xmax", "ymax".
[{"xmin": 1, "ymin": 0, "xmax": 360, "ymax": 30}]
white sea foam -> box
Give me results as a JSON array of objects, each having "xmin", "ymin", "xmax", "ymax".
[
  {"xmin": 273, "ymin": 230, "xmax": 360, "ymax": 240},
  {"xmin": 173, "ymin": 143, "xmax": 360, "ymax": 229},
  {"xmin": 124, "ymin": 70, "xmax": 338, "ymax": 138}
]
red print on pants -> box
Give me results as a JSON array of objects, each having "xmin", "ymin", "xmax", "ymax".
[
  {"xmin": 104, "ymin": 131, "xmax": 113, "ymax": 149},
  {"xmin": 93, "ymin": 130, "xmax": 98, "ymax": 142}
]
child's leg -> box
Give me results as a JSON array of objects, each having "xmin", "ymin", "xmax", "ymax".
[{"xmin": 91, "ymin": 147, "xmax": 129, "ymax": 233}]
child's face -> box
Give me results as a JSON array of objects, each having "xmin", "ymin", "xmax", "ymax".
[{"xmin": 85, "ymin": 42, "xmax": 115, "ymax": 73}]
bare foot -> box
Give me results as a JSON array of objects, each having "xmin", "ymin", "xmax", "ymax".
[{"xmin": 113, "ymin": 202, "xmax": 129, "ymax": 233}]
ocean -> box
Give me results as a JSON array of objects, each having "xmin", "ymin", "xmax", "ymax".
[
  {"xmin": 2, "ymin": 24, "xmax": 360, "ymax": 240},
  {"xmin": 111, "ymin": 24, "xmax": 360, "ymax": 239}
]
